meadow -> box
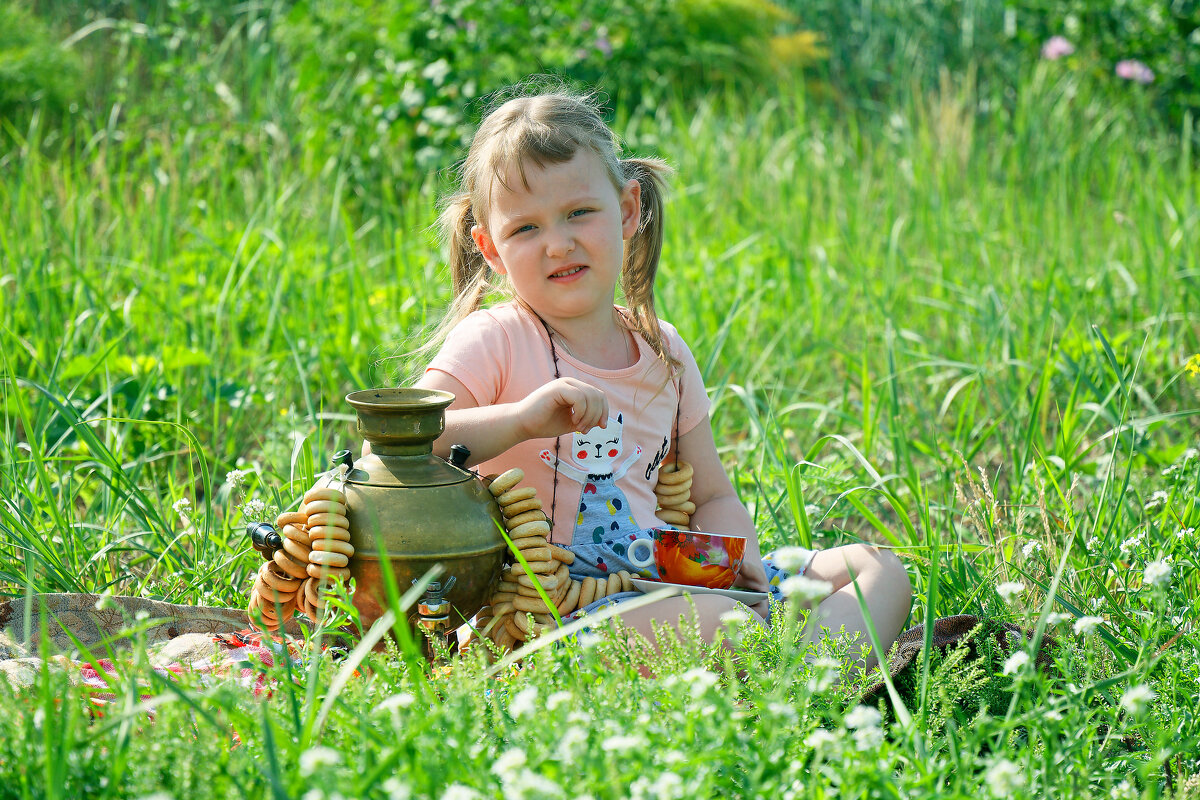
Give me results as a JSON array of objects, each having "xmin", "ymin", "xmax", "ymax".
[{"xmin": 1, "ymin": 4, "xmax": 1199, "ymax": 797}]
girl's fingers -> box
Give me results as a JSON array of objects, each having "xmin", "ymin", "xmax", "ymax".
[{"xmin": 576, "ymin": 388, "xmax": 607, "ymax": 432}]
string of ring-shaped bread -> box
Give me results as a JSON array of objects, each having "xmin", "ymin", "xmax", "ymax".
[
  {"xmin": 476, "ymin": 468, "xmax": 642, "ymax": 655},
  {"xmin": 246, "ymin": 478, "xmax": 354, "ymax": 633}
]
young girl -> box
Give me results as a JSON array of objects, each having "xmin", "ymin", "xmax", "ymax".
[{"xmin": 417, "ymin": 90, "xmax": 911, "ymax": 665}]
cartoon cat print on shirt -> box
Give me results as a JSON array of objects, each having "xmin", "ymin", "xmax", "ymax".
[{"xmin": 539, "ymin": 414, "xmax": 644, "ymax": 572}]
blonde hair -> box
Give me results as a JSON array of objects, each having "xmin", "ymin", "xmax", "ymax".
[{"xmin": 428, "ymin": 90, "xmax": 679, "ymax": 372}]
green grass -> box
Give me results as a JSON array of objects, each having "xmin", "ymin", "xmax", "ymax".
[{"xmin": 1, "ymin": 12, "xmax": 1199, "ymax": 798}]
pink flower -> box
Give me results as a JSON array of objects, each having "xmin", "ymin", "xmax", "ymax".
[
  {"xmin": 1115, "ymin": 59, "xmax": 1154, "ymax": 84},
  {"xmin": 1041, "ymin": 36, "xmax": 1075, "ymax": 60}
]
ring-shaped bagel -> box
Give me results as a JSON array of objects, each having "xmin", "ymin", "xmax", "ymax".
[
  {"xmin": 308, "ymin": 550, "xmax": 349, "ymax": 568},
  {"xmin": 281, "ymin": 524, "xmax": 311, "ymax": 547},
  {"xmin": 488, "ymin": 469, "xmax": 524, "ymax": 496},
  {"xmin": 301, "ymin": 499, "xmax": 347, "ymax": 517},
  {"xmin": 306, "ymin": 512, "xmax": 350, "ymax": 529},
  {"xmin": 273, "ymin": 548, "xmax": 310, "ymax": 579},
  {"xmin": 307, "ymin": 525, "xmax": 352, "ymax": 542},
  {"xmin": 504, "ymin": 510, "xmax": 547, "ymax": 530},
  {"xmin": 656, "ymin": 461, "xmax": 694, "ymax": 485},
  {"xmin": 275, "ymin": 511, "xmax": 308, "ymax": 527},
  {"xmin": 260, "ymin": 565, "xmax": 302, "ymax": 591},
  {"xmin": 508, "ymin": 520, "xmax": 551, "ymax": 540},
  {"xmin": 501, "ymin": 497, "xmax": 542, "ymax": 517},
  {"xmin": 281, "ymin": 536, "xmax": 311, "ymax": 563},
  {"xmin": 303, "ymin": 486, "xmax": 347, "ymax": 505}
]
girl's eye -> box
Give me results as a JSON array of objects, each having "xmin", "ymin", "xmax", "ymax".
[
  {"xmin": 569, "ymin": 208, "xmax": 592, "ymax": 219},
  {"xmin": 513, "ymin": 224, "xmax": 535, "ymax": 235}
]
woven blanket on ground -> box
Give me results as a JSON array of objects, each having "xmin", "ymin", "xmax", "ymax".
[
  {"xmin": 861, "ymin": 613, "xmax": 1058, "ymax": 703},
  {"xmin": 0, "ymin": 593, "xmax": 303, "ymax": 701}
]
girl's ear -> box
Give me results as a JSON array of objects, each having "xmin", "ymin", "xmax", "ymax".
[
  {"xmin": 619, "ymin": 178, "xmax": 642, "ymax": 240},
  {"xmin": 471, "ymin": 224, "xmax": 507, "ymax": 275}
]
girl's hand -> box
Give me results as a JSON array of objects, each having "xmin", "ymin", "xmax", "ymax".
[
  {"xmin": 516, "ymin": 378, "xmax": 609, "ymax": 440},
  {"xmin": 734, "ymin": 562, "xmax": 772, "ymax": 620}
]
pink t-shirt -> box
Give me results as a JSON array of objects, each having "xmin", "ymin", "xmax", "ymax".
[{"xmin": 426, "ymin": 302, "xmax": 710, "ymax": 546}]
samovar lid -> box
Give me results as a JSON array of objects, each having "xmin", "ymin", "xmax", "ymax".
[{"xmin": 344, "ymin": 387, "xmax": 476, "ymax": 487}]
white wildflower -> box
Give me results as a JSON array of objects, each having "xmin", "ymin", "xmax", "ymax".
[
  {"xmin": 1143, "ymin": 490, "xmax": 1168, "ymax": 510},
  {"xmin": 240, "ymin": 498, "xmax": 268, "ymax": 521},
  {"xmin": 985, "ymin": 758, "xmax": 1026, "ymax": 795},
  {"xmin": 555, "ymin": 725, "xmax": 588, "ymax": 764},
  {"xmin": 1120, "ymin": 684, "xmax": 1155, "ymax": 716},
  {"xmin": 1022, "ymin": 541, "xmax": 1043, "ymax": 558},
  {"xmin": 772, "ymin": 546, "xmax": 813, "ymax": 573},
  {"xmin": 1143, "ymin": 560, "xmax": 1172, "ymax": 587},
  {"xmin": 440, "ymin": 785, "xmax": 482, "ymax": 800},
  {"xmin": 1185, "ymin": 448, "xmax": 1199, "ymax": 462},
  {"xmin": 1177, "ymin": 527, "xmax": 1195, "ymax": 540},
  {"xmin": 843, "ymin": 705, "xmax": 882, "ymax": 730},
  {"xmin": 1047, "ymin": 612, "xmax": 1072, "ymax": 625},
  {"xmin": 630, "ymin": 772, "xmax": 685, "ymax": 800},
  {"xmin": 298, "ymin": 746, "xmax": 341, "ymax": 776},
  {"xmin": 1119, "ymin": 531, "xmax": 1145, "ymax": 554},
  {"xmin": 546, "ymin": 690, "xmax": 572, "ymax": 711},
  {"xmin": 1074, "ymin": 615, "xmax": 1104, "ymax": 635},
  {"xmin": 804, "ymin": 728, "xmax": 842, "ymax": 754},
  {"xmin": 601, "ymin": 733, "xmax": 647, "ymax": 753},
  {"xmin": 678, "ymin": 667, "xmax": 719, "ymax": 698},
  {"xmin": 171, "ymin": 497, "xmax": 192, "ymax": 518},
  {"xmin": 1111, "ymin": 779, "xmax": 1136, "ymax": 799},
  {"xmin": 377, "ymin": 692, "xmax": 416, "ymax": 712},
  {"xmin": 504, "ymin": 769, "xmax": 564, "ymax": 799},
  {"xmin": 225, "ymin": 468, "xmax": 250, "ymax": 488},
  {"xmin": 1085, "ymin": 536, "xmax": 1101, "ymax": 550},
  {"xmin": 719, "ymin": 608, "xmax": 750, "ymax": 628},
  {"xmin": 849, "ymin": 725, "xmax": 880, "ymax": 750},
  {"xmin": 508, "ymin": 686, "xmax": 538, "ymax": 719},
  {"xmin": 780, "ymin": 575, "xmax": 833, "ymax": 602},
  {"xmin": 768, "ymin": 702, "xmax": 798, "ymax": 723},
  {"xmin": 996, "ymin": 581, "xmax": 1025, "ymax": 602},
  {"xmin": 383, "ymin": 779, "xmax": 412, "ymax": 800},
  {"xmin": 807, "ymin": 656, "xmax": 841, "ymax": 693},
  {"xmin": 1044, "ymin": 709, "xmax": 1063, "ymax": 722},
  {"xmin": 491, "ymin": 748, "xmax": 526, "ymax": 777},
  {"xmin": 1002, "ymin": 651, "xmax": 1031, "ymax": 675},
  {"xmin": 1089, "ymin": 597, "xmax": 1104, "ymax": 611}
]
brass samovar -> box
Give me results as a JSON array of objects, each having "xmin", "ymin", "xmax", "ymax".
[
  {"xmin": 339, "ymin": 388, "xmax": 505, "ymax": 632},
  {"xmin": 250, "ymin": 388, "xmax": 506, "ymax": 644}
]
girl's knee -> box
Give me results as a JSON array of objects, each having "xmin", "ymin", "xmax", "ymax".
[
  {"xmin": 813, "ymin": 543, "xmax": 910, "ymax": 593},
  {"xmin": 874, "ymin": 546, "xmax": 912, "ymax": 596}
]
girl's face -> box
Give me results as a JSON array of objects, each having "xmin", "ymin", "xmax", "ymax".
[{"xmin": 472, "ymin": 150, "xmax": 641, "ymax": 329}]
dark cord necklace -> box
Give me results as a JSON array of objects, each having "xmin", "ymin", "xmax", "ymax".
[{"xmin": 533, "ymin": 310, "xmax": 683, "ymax": 543}]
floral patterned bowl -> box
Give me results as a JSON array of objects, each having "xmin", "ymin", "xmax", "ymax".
[{"xmin": 648, "ymin": 529, "xmax": 746, "ymax": 589}]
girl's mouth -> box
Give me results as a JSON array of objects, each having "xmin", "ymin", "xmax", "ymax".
[{"xmin": 549, "ymin": 266, "xmax": 587, "ymax": 281}]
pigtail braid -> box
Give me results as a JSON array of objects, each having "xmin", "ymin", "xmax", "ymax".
[
  {"xmin": 417, "ymin": 193, "xmax": 496, "ymax": 360},
  {"xmin": 620, "ymin": 157, "xmax": 681, "ymax": 374}
]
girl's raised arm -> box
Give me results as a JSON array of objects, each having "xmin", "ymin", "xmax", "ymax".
[{"xmin": 415, "ymin": 371, "xmax": 610, "ymax": 466}]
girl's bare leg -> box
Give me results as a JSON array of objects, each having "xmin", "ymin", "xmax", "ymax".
[
  {"xmin": 613, "ymin": 593, "xmax": 761, "ymax": 647},
  {"xmin": 803, "ymin": 544, "xmax": 912, "ymax": 671}
]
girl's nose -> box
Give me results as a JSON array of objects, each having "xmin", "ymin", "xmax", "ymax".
[{"xmin": 545, "ymin": 228, "xmax": 575, "ymax": 258}]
